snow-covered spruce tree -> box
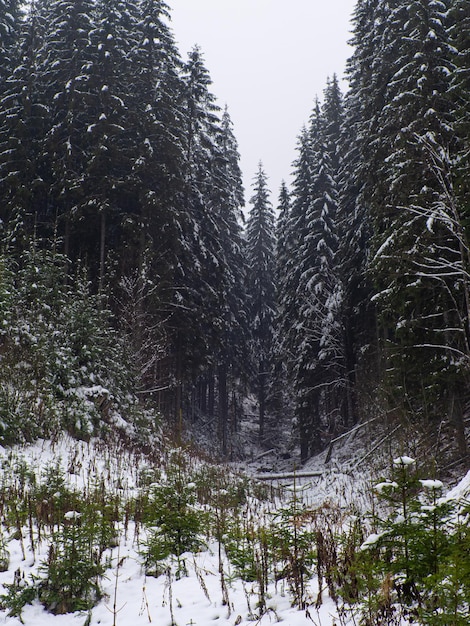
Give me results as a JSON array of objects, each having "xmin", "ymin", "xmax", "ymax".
[
  {"xmin": 78, "ymin": 0, "xmax": 141, "ymax": 290},
  {"xmin": 275, "ymin": 182, "xmax": 291, "ymax": 290},
  {"xmin": 0, "ymin": 0, "xmax": 50, "ymax": 245},
  {"xmin": 180, "ymin": 103, "xmax": 248, "ymax": 453},
  {"xmin": 335, "ymin": 4, "xmax": 377, "ymax": 427},
  {"xmin": 277, "ymin": 127, "xmax": 313, "ymax": 397},
  {"xmin": 338, "ymin": 0, "xmax": 409, "ymax": 428},
  {"xmin": 277, "ymin": 91, "xmax": 346, "ymax": 461},
  {"xmin": 333, "ymin": 204, "xmax": 362, "ymax": 429},
  {"xmin": 166, "ymin": 46, "xmax": 228, "ymax": 429},
  {"xmin": 349, "ymin": 0, "xmax": 405, "ymax": 220},
  {"xmin": 0, "ymin": 0, "xmax": 21, "ymax": 93},
  {"xmin": 211, "ymin": 107, "xmax": 248, "ymax": 453},
  {"xmin": 245, "ymin": 163, "xmax": 276, "ymax": 443},
  {"xmin": 365, "ymin": 0, "xmax": 469, "ymax": 453},
  {"xmin": 114, "ymin": 0, "xmax": 189, "ymax": 400},
  {"xmin": 320, "ymin": 77, "xmax": 350, "ymax": 426},
  {"xmin": 0, "ymin": 245, "xmax": 132, "ymax": 443},
  {"xmin": 34, "ymin": 0, "xmax": 98, "ymax": 259},
  {"xmin": 449, "ymin": 0, "xmax": 470, "ymax": 230},
  {"xmin": 277, "ymin": 123, "xmax": 322, "ymax": 459},
  {"xmin": 124, "ymin": 0, "xmax": 185, "ymax": 272},
  {"xmin": 378, "ymin": 0, "xmax": 454, "ymax": 207},
  {"xmin": 270, "ymin": 181, "xmax": 293, "ymax": 423},
  {"xmin": 293, "ymin": 103, "xmax": 342, "ymax": 460},
  {"xmin": 322, "ymin": 75, "xmax": 343, "ymax": 173}
]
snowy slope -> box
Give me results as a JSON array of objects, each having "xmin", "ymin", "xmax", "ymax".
[{"xmin": 0, "ymin": 436, "xmax": 467, "ymax": 626}]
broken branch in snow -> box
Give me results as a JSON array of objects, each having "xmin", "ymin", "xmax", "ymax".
[
  {"xmin": 351, "ymin": 425, "xmax": 402, "ymax": 471},
  {"xmin": 325, "ymin": 417, "xmax": 379, "ymax": 463},
  {"xmin": 254, "ymin": 448, "xmax": 276, "ymax": 461}
]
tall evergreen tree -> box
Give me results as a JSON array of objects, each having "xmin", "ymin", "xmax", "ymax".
[
  {"xmin": 163, "ymin": 46, "xmax": 227, "ymax": 426},
  {"xmin": 34, "ymin": 0, "xmax": 98, "ymax": 255},
  {"xmin": 270, "ymin": 181, "xmax": 293, "ymax": 426},
  {"xmin": 449, "ymin": 0, "xmax": 470, "ymax": 227},
  {"xmin": 336, "ymin": 102, "xmax": 373, "ymax": 426},
  {"xmin": 0, "ymin": 0, "xmax": 21, "ymax": 92},
  {"xmin": 245, "ymin": 163, "xmax": 276, "ymax": 442},
  {"xmin": 335, "ymin": 0, "xmax": 399, "ymax": 429},
  {"xmin": 368, "ymin": 0, "xmax": 462, "ymax": 421},
  {"xmin": 0, "ymin": 0, "xmax": 49, "ymax": 243},
  {"xmin": 212, "ymin": 107, "xmax": 247, "ymax": 452},
  {"xmin": 275, "ymin": 181, "xmax": 291, "ymax": 279},
  {"xmin": 277, "ymin": 126, "xmax": 313, "ymax": 385},
  {"xmin": 342, "ymin": 0, "xmax": 468, "ymax": 460},
  {"xmin": 116, "ymin": 0, "xmax": 188, "ymax": 400},
  {"xmin": 322, "ymin": 74, "xmax": 343, "ymax": 172},
  {"xmin": 294, "ymin": 103, "xmax": 342, "ymax": 460},
  {"xmin": 125, "ymin": 0, "xmax": 186, "ymax": 273},
  {"xmin": 79, "ymin": 0, "xmax": 141, "ymax": 289}
]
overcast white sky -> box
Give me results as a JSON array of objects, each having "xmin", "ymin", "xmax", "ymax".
[{"xmin": 168, "ymin": 0, "xmax": 357, "ymax": 207}]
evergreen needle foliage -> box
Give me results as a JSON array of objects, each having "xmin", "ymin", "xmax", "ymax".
[{"xmin": 352, "ymin": 457, "xmax": 470, "ymax": 624}]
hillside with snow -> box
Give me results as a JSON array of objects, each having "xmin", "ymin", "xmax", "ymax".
[{"xmin": 0, "ymin": 432, "xmax": 468, "ymax": 626}]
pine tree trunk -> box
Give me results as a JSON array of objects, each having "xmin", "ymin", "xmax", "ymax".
[
  {"xmin": 259, "ymin": 366, "xmax": 266, "ymax": 443},
  {"xmin": 344, "ymin": 319, "xmax": 356, "ymax": 427},
  {"xmin": 300, "ymin": 416, "xmax": 309, "ymax": 465},
  {"xmin": 232, "ymin": 389, "xmax": 239, "ymax": 433},
  {"xmin": 208, "ymin": 370, "xmax": 215, "ymax": 419},
  {"xmin": 309, "ymin": 394, "xmax": 322, "ymax": 458},
  {"xmin": 218, "ymin": 363, "xmax": 228, "ymax": 456},
  {"xmin": 175, "ymin": 337, "xmax": 183, "ymax": 440},
  {"xmin": 199, "ymin": 378, "xmax": 207, "ymax": 414},
  {"xmin": 190, "ymin": 387, "xmax": 197, "ymax": 423},
  {"xmin": 449, "ymin": 387, "xmax": 469, "ymax": 465},
  {"xmin": 99, "ymin": 210, "xmax": 106, "ymax": 293},
  {"xmin": 64, "ymin": 214, "xmax": 70, "ymax": 260}
]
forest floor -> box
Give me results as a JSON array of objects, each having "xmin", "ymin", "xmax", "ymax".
[{"xmin": 0, "ymin": 417, "xmax": 468, "ymax": 626}]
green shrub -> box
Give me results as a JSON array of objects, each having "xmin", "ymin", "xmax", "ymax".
[
  {"xmin": 224, "ymin": 517, "xmax": 261, "ymax": 583},
  {"xmin": 37, "ymin": 510, "xmax": 107, "ymax": 614},
  {"xmin": 0, "ymin": 247, "xmax": 133, "ymax": 445},
  {"xmin": 0, "ymin": 569, "xmax": 37, "ymax": 622},
  {"xmin": 269, "ymin": 496, "xmax": 316, "ymax": 609},
  {"xmin": 142, "ymin": 450, "xmax": 207, "ymax": 575},
  {"xmin": 356, "ymin": 456, "xmax": 470, "ymax": 624}
]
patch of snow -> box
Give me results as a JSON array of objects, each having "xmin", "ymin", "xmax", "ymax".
[
  {"xmin": 375, "ymin": 481, "xmax": 398, "ymax": 493},
  {"xmin": 419, "ymin": 479, "xmax": 443, "ymax": 490},
  {"xmin": 360, "ymin": 532, "xmax": 384, "ymax": 550},
  {"xmin": 64, "ymin": 510, "xmax": 81, "ymax": 520},
  {"xmin": 443, "ymin": 470, "xmax": 470, "ymax": 502},
  {"xmin": 393, "ymin": 455, "xmax": 415, "ymax": 466}
]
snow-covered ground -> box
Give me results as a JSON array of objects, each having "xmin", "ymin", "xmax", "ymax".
[
  {"xmin": 4, "ymin": 537, "xmax": 342, "ymax": 626},
  {"xmin": 0, "ymin": 436, "xmax": 468, "ymax": 626}
]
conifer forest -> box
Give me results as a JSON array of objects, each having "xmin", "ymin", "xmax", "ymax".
[{"xmin": 0, "ymin": 0, "xmax": 469, "ymax": 474}]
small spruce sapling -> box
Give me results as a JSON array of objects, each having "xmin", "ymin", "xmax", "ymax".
[
  {"xmin": 269, "ymin": 482, "xmax": 316, "ymax": 609},
  {"xmin": 418, "ymin": 494, "xmax": 470, "ymax": 625},
  {"xmin": 142, "ymin": 450, "xmax": 206, "ymax": 576},
  {"xmin": 38, "ymin": 510, "xmax": 106, "ymax": 614},
  {"xmin": 360, "ymin": 455, "xmax": 468, "ymax": 623}
]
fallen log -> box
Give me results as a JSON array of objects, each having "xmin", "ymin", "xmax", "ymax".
[{"xmin": 255, "ymin": 471, "xmax": 323, "ymax": 481}]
